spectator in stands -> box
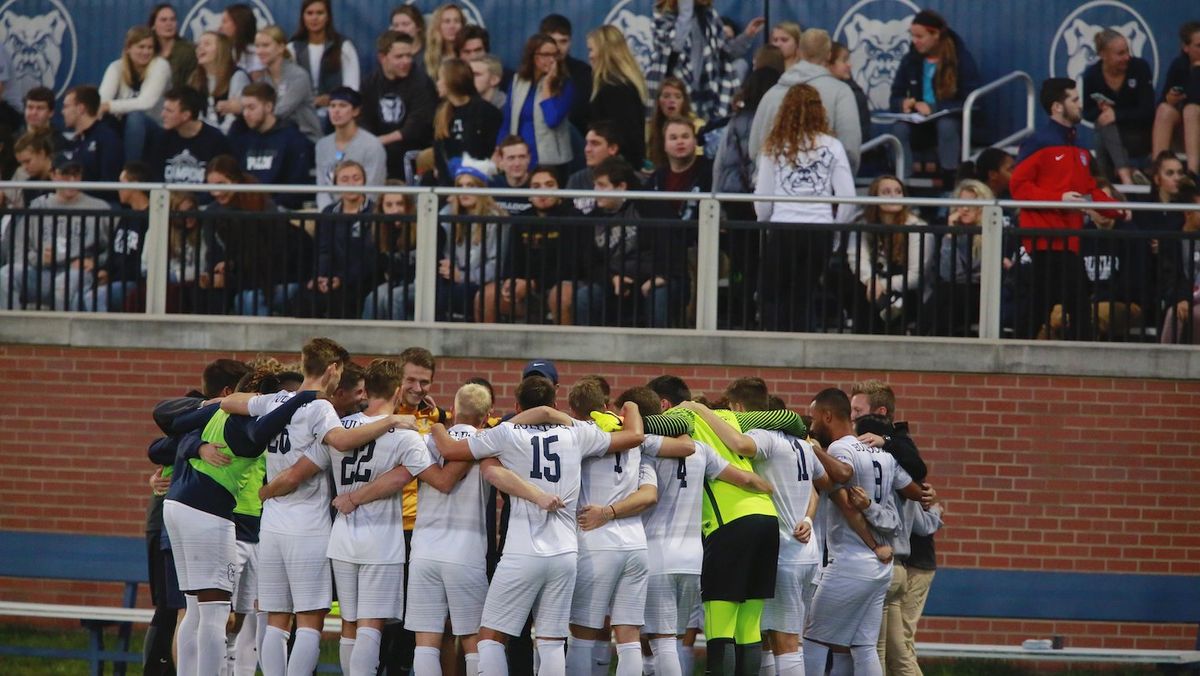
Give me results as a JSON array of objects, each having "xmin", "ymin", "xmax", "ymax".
[
  {"xmin": 18, "ymin": 87, "xmax": 66, "ymax": 150},
  {"xmin": 647, "ymin": 0, "xmax": 765, "ymax": 122},
  {"xmin": 586, "ymin": 25, "xmax": 648, "ymax": 171},
  {"xmin": 500, "ymin": 33, "xmax": 575, "ymax": 174},
  {"xmin": 889, "ymin": 10, "xmax": 980, "ymax": 183},
  {"xmin": 254, "ymin": 25, "xmax": 323, "ymax": 143},
  {"xmin": 751, "ymin": 28, "xmax": 862, "ymax": 174},
  {"xmin": 960, "ymin": 147, "xmax": 1014, "ymax": 200},
  {"xmin": 754, "ymin": 84, "xmax": 855, "ymax": 332},
  {"xmin": 492, "ymin": 135, "xmax": 535, "ymax": 216},
  {"xmin": 829, "ymin": 42, "xmax": 872, "ymax": 147},
  {"xmin": 296, "ymin": 159, "xmax": 377, "ymax": 318},
  {"xmin": 1082, "ymin": 29, "xmax": 1155, "ymax": 185},
  {"xmin": 477, "ymin": 164, "xmax": 577, "ymax": 323},
  {"xmin": 648, "ymin": 117, "xmax": 711, "ymax": 220},
  {"xmin": 471, "ymin": 56, "xmax": 506, "ymax": 110},
  {"xmin": 3, "ymin": 132, "xmax": 54, "ymax": 210},
  {"xmin": 149, "ymin": 4, "xmax": 196, "ymax": 92},
  {"xmin": 84, "ymin": 161, "xmax": 152, "ymax": 312},
  {"xmin": 567, "ymin": 120, "xmax": 624, "ymax": 214},
  {"xmin": 455, "ymin": 25, "xmax": 489, "ymax": 62},
  {"xmin": 1011, "ymin": 78, "xmax": 1120, "ymax": 341},
  {"xmin": 847, "ymin": 176, "xmax": 934, "ymax": 334},
  {"xmin": 714, "ymin": 67, "xmax": 782, "ymax": 201},
  {"xmin": 1153, "ymin": 22, "xmax": 1200, "ymax": 175},
  {"xmin": 753, "ymin": 44, "xmax": 786, "ymax": 73},
  {"xmin": 425, "ymin": 4, "xmax": 466, "ymax": 78},
  {"xmin": 770, "ymin": 21, "xmax": 802, "ymax": 70},
  {"xmin": 99, "ymin": 25, "xmax": 172, "ymax": 162},
  {"xmin": 439, "ymin": 157, "xmax": 508, "ymax": 320},
  {"xmin": 315, "ymin": 87, "xmax": 386, "ymax": 209},
  {"xmin": 432, "ymin": 58, "xmax": 502, "ymax": 185},
  {"xmin": 221, "ymin": 4, "xmax": 261, "ymax": 73},
  {"xmin": 189, "ymin": 32, "xmax": 250, "ymax": 134},
  {"xmin": 362, "ymin": 182, "xmax": 419, "ymax": 320},
  {"xmin": 541, "ymin": 14, "xmax": 593, "ymax": 134},
  {"xmin": 151, "ymin": 87, "xmax": 232, "ymax": 187},
  {"xmin": 165, "ymin": 190, "xmax": 219, "ymax": 313},
  {"xmin": 1160, "ymin": 178, "xmax": 1200, "ymax": 343},
  {"xmin": 390, "ymin": 6, "xmax": 427, "ymax": 75},
  {"xmin": 361, "ymin": 31, "xmax": 437, "ymax": 181},
  {"xmin": 290, "ymin": 0, "xmax": 361, "ymax": 127},
  {"xmin": 648, "ymin": 76, "xmax": 698, "ymax": 170},
  {"xmin": 234, "ymin": 82, "xmax": 314, "ymax": 210},
  {"xmin": 1077, "ymin": 180, "xmax": 1143, "ymax": 341},
  {"xmin": 924, "ymin": 179, "xmax": 992, "ymax": 336},
  {"xmin": 1129, "ymin": 153, "xmax": 1192, "ymax": 334},
  {"xmin": 62, "ymin": 85, "xmax": 124, "ymax": 187}
]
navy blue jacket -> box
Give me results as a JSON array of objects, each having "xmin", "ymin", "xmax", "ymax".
[
  {"xmin": 889, "ymin": 30, "xmax": 981, "ymax": 111},
  {"xmin": 231, "ymin": 120, "xmax": 315, "ymax": 209}
]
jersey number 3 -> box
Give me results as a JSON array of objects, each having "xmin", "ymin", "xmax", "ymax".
[{"xmin": 529, "ymin": 435, "xmax": 561, "ymax": 483}]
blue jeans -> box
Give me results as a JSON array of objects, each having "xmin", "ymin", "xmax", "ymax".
[
  {"xmin": 232, "ymin": 283, "xmax": 300, "ymax": 316},
  {"xmin": 81, "ymin": 280, "xmax": 141, "ymax": 312},
  {"xmin": 362, "ymin": 281, "xmax": 414, "ymax": 320},
  {"xmin": 573, "ymin": 280, "xmax": 679, "ymax": 327},
  {"xmin": 121, "ymin": 111, "xmax": 160, "ymax": 163},
  {"xmin": 893, "ymin": 114, "xmax": 962, "ymax": 170},
  {"xmin": 436, "ymin": 278, "xmax": 480, "ymax": 321}
]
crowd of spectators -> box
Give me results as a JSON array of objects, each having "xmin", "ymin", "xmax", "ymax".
[{"xmin": 0, "ymin": 2, "xmax": 1196, "ymax": 342}]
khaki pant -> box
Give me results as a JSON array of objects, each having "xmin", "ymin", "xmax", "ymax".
[
  {"xmin": 875, "ymin": 562, "xmax": 907, "ymax": 673},
  {"xmin": 896, "ymin": 566, "xmax": 936, "ymax": 675}
]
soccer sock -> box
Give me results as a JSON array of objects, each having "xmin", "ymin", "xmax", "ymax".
[
  {"xmin": 350, "ymin": 627, "xmax": 383, "ymax": 676},
  {"xmin": 677, "ymin": 640, "xmax": 694, "ymax": 676},
  {"xmin": 177, "ymin": 595, "xmax": 200, "ymax": 676},
  {"xmin": 829, "ymin": 652, "xmax": 853, "ymax": 676},
  {"xmin": 648, "ymin": 637, "xmax": 680, "ymax": 676},
  {"xmin": 775, "ymin": 651, "xmax": 805, "ymax": 676},
  {"xmin": 414, "ymin": 645, "xmax": 442, "ymax": 676},
  {"xmin": 233, "ymin": 612, "xmax": 258, "ymax": 676},
  {"xmin": 802, "ymin": 639, "xmax": 830, "ymax": 676},
  {"xmin": 197, "ymin": 601, "xmax": 231, "ymax": 676},
  {"xmin": 567, "ymin": 637, "xmax": 596, "ymax": 676},
  {"xmin": 616, "ymin": 641, "xmax": 643, "ymax": 676},
  {"xmin": 850, "ymin": 644, "xmax": 883, "ymax": 676},
  {"xmin": 477, "ymin": 639, "xmax": 508, "ymax": 676},
  {"xmin": 259, "ymin": 625, "xmax": 290, "ymax": 676},
  {"xmin": 733, "ymin": 642, "xmax": 763, "ymax": 676},
  {"xmin": 255, "ymin": 611, "xmax": 269, "ymax": 659},
  {"xmin": 224, "ymin": 627, "xmax": 238, "ymax": 676},
  {"xmin": 759, "ymin": 649, "xmax": 775, "ymax": 676},
  {"xmin": 339, "ymin": 637, "xmax": 356, "ymax": 676},
  {"xmin": 593, "ymin": 639, "xmax": 613, "ymax": 676},
  {"xmin": 286, "ymin": 627, "xmax": 321, "ymax": 676},
  {"xmin": 536, "ymin": 639, "xmax": 567, "ymax": 676},
  {"xmin": 706, "ymin": 638, "xmax": 735, "ymax": 676},
  {"xmin": 464, "ymin": 651, "xmax": 481, "ymax": 676}
]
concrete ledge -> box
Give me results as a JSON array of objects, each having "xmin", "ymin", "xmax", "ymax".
[{"xmin": 2, "ymin": 311, "xmax": 1198, "ymax": 380}]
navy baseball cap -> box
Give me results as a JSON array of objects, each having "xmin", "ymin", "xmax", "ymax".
[{"xmin": 522, "ymin": 360, "xmax": 558, "ymax": 385}]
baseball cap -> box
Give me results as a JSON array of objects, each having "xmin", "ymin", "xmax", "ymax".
[
  {"xmin": 52, "ymin": 153, "xmax": 83, "ymax": 175},
  {"xmin": 328, "ymin": 86, "xmax": 363, "ymax": 108},
  {"xmin": 522, "ymin": 359, "xmax": 558, "ymax": 385}
]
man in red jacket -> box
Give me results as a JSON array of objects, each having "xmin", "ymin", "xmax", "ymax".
[{"xmin": 1011, "ymin": 77, "xmax": 1122, "ymax": 340}]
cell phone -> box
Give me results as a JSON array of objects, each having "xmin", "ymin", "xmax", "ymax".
[
  {"xmin": 1081, "ymin": 194, "xmax": 1094, "ymax": 202},
  {"xmin": 1090, "ymin": 92, "xmax": 1115, "ymax": 106}
]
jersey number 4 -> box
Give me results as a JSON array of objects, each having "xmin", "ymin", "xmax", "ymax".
[
  {"xmin": 529, "ymin": 435, "xmax": 561, "ymax": 483},
  {"xmin": 340, "ymin": 442, "xmax": 376, "ymax": 486}
]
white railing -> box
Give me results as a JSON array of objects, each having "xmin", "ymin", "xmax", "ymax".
[
  {"xmin": 962, "ymin": 70, "xmax": 1036, "ymax": 162},
  {"xmin": 860, "ymin": 133, "xmax": 907, "ymax": 183},
  {"xmin": 2, "ymin": 180, "xmax": 1198, "ymax": 341}
]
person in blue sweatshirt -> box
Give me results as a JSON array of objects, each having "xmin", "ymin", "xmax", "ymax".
[
  {"xmin": 81, "ymin": 161, "xmax": 152, "ymax": 312},
  {"xmin": 294, "ymin": 159, "xmax": 377, "ymax": 318},
  {"xmin": 231, "ymin": 82, "xmax": 314, "ymax": 210}
]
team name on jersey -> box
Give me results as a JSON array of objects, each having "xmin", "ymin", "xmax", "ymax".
[{"xmin": 512, "ymin": 423, "xmax": 569, "ymax": 431}]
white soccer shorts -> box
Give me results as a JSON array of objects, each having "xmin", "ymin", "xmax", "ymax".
[
  {"xmin": 480, "ymin": 552, "xmax": 576, "ymax": 638},
  {"xmin": 163, "ymin": 500, "xmax": 236, "ymax": 593},
  {"xmin": 330, "ymin": 559, "xmax": 404, "ymax": 622},
  {"xmin": 405, "ymin": 557, "xmax": 488, "ymax": 635},
  {"xmin": 804, "ymin": 562, "xmax": 891, "ymax": 646},
  {"xmin": 763, "ymin": 562, "xmax": 819, "ymax": 634},
  {"xmin": 232, "ymin": 540, "xmax": 258, "ymax": 614},
  {"xmin": 257, "ymin": 530, "xmax": 332, "ymax": 613},
  {"xmin": 570, "ymin": 548, "xmax": 648, "ymax": 629},
  {"xmin": 643, "ymin": 572, "xmax": 701, "ymax": 636}
]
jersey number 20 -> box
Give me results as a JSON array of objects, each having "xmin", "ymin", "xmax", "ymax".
[{"xmin": 529, "ymin": 435, "xmax": 561, "ymax": 483}]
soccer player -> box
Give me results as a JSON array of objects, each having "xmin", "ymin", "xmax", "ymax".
[
  {"xmin": 430, "ymin": 376, "xmax": 646, "ymax": 676},
  {"xmin": 802, "ymin": 388, "xmax": 925, "ymax": 676},
  {"xmin": 220, "ymin": 337, "xmax": 410, "ymax": 676}
]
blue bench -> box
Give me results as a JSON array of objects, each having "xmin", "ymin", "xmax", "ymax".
[
  {"xmin": 918, "ymin": 568, "xmax": 1200, "ymax": 667},
  {"xmin": 0, "ymin": 530, "xmax": 148, "ymax": 676}
]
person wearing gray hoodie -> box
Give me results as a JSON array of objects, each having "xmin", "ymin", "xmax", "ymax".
[{"xmin": 749, "ymin": 28, "xmax": 862, "ymax": 174}]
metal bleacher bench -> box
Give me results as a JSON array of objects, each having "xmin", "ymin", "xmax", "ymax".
[{"xmin": 916, "ymin": 568, "xmax": 1200, "ymax": 670}]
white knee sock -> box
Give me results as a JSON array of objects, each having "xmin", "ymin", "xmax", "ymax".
[
  {"xmin": 593, "ymin": 640, "xmax": 613, "ymax": 676},
  {"xmin": 850, "ymin": 644, "xmax": 883, "ymax": 676},
  {"xmin": 465, "ymin": 651, "xmax": 481, "ymax": 676},
  {"xmin": 677, "ymin": 640, "xmax": 694, "ymax": 676},
  {"xmin": 567, "ymin": 638, "xmax": 596, "ymax": 676},
  {"xmin": 350, "ymin": 627, "xmax": 382, "ymax": 676},
  {"xmin": 197, "ymin": 601, "xmax": 231, "ymax": 676},
  {"xmin": 177, "ymin": 595, "xmax": 200, "ymax": 676},
  {"xmin": 339, "ymin": 637, "xmax": 356, "ymax": 676},
  {"xmin": 233, "ymin": 612, "xmax": 259, "ymax": 676},
  {"xmin": 259, "ymin": 625, "xmax": 290, "ymax": 676},
  {"xmin": 649, "ymin": 637, "xmax": 681, "ymax": 676},
  {"xmin": 775, "ymin": 651, "xmax": 805, "ymax": 676},
  {"xmin": 759, "ymin": 649, "xmax": 775, "ymax": 676},
  {"xmin": 537, "ymin": 639, "xmax": 567, "ymax": 676},
  {"xmin": 414, "ymin": 645, "xmax": 443, "ymax": 676},
  {"xmin": 478, "ymin": 639, "xmax": 508, "ymax": 676},
  {"xmin": 254, "ymin": 611, "xmax": 268, "ymax": 660},
  {"xmin": 829, "ymin": 652, "xmax": 853, "ymax": 676},
  {"xmin": 803, "ymin": 639, "xmax": 830, "ymax": 676},
  {"xmin": 616, "ymin": 642, "xmax": 642, "ymax": 676},
  {"xmin": 286, "ymin": 627, "xmax": 321, "ymax": 676}
]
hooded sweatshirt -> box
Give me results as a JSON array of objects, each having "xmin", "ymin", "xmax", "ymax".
[{"xmin": 749, "ymin": 61, "xmax": 862, "ymax": 174}]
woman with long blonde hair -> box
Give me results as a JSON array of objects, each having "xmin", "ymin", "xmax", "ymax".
[
  {"xmin": 587, "ymin": 25, "xmax": 648, "ymax": 169},
  {"xmin": 770, "ymin": 21, "xmax": 803, "ymax": 69},
  {"xmin": 923, "ymin": 178, "xmax": 993, "ymax": 335},
  {"xmin": 189, "ymin": 31, "xmax": 250, "ymax": 133},
  {"xmin": 253, "ymin": 25, "xmax": 322, "ymax": 142},
  {"xmin": 425, "ymin": 4, "xmax": 465, "ymax": 77},
  {"xmin": 98, "ymin": 25, "xmax": 172, "ymax": 161},
  {"xmin": 437, "ymin": 162, "xmax": 508, "ymax": 320}
]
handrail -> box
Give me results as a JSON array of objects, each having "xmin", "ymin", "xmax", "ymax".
[
  {"xmin": 962, "ymin": 70, "xmax": 1035, "ymax": 163},
  {"xmin": 860, "ymin": 133, "xmax": 907, "ymax": 183}
]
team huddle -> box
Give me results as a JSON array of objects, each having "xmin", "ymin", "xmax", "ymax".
[{"xmin": 151, "ymin": 337, "xmax": 944, "ymax": 676}]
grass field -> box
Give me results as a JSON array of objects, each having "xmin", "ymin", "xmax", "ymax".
[{"xmin": 0, "ymin": 625, "xmax": 1160, "ymax": 675}]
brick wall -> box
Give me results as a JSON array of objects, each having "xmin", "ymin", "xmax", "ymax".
[{"xmin": 2, "ymin": 344, "xmax": 1198, "ymax": 650}]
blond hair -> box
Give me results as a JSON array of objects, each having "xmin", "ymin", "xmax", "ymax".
[
  {"xmin": 588, "ymin": 25, "xmax": 647, "ymax": 105},
  {"xmin": 952, "ymin": 179, "xmax": 994, "ymax": 260},
  {"xmin": 425, "ymin": 4, "xmax": 465, "ymax": 76},
  {"xmin": 798, "ymin": 28, "xmax": 832, "ymax": 64},
  {"xmin": 120, "ymin": 25, "xmax": 157, "ymax": 88},
  {"xmin": 189, "ymin": 31, "xmax": 236, "ymax": 98},
  {"xmin": 450, "ymin": 174, "xmax": 505, "ymax": 245},
  {"xmin": 454, "ymin": 383, "xmax": 492, "ymax": 424},
  {"xmin": 257, "ymin": 25, "xmax": 293, "ymax": 61}
]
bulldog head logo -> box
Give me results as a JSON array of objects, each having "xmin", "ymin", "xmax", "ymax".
[
  {"xmin": 403, "ymin": 0, "xmax": 486, "ymax": 29},
  {"xmin": 181, "ymin": 0, "xmax": 274, "ymax": 42},
  {"xmin": 0, "ymin": 0, "xmax": 77, "ymax": 98},
  {"xmin": 605, "ymin": 1, "xmax": 656, "ymax": 75},
  {"xmin": 834, "ymin": 0, "xmax": 921, "ymax": 111},
  {"xmin": 1050, "ymin": 1, "xmax": 1158, "ymax": 96}
]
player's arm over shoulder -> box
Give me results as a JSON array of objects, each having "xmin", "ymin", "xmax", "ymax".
[{"xmin": 324, "ymin": 407, "xmax": 404, "ymax": 452}]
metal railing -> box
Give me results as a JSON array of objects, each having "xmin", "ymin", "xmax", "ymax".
[
  {"xmin": 860, "ymin": 133, "xmax": 907, "ymax": 183},
  {"xmin": 962, "ymin": 70, "xmax": 1036, "ymax": 162},
  {"xmin": 2, "ymin": 180, "xmax": 1198, "ymax": 345}
]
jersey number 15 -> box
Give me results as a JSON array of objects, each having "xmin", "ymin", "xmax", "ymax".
[{"xmin": 529, "ymin": 435, "xmax": 561, "ymax": 483}]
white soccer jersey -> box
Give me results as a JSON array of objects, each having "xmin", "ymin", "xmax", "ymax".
[
  {"xmin": 641, "ymin": 438, "xmax": 729, "ymax": 575},
  {"xmin": 327, "ymin": 413, "xmax": 434, "ymax": 564},
  {"xmin": 468, "ymin": 421, "xmax": 611, "ymax": 557},
  {"xmin": 578, "ymin": 429, "xmax": 653, "ymax": 551},
  {"xmin": 249, "ymin": 390, "xmax": 340, "ymax": 537},
  {"xmin": 411, "ymin": 424, "xmax": 489, "ymax": 568},
  {"xmin": 748, "ymin": 429, "xmax": 825, "ymax": 565},
  {"xmin": 825, "ymin": 435, "xmax": 913, "ymax": 574}
]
